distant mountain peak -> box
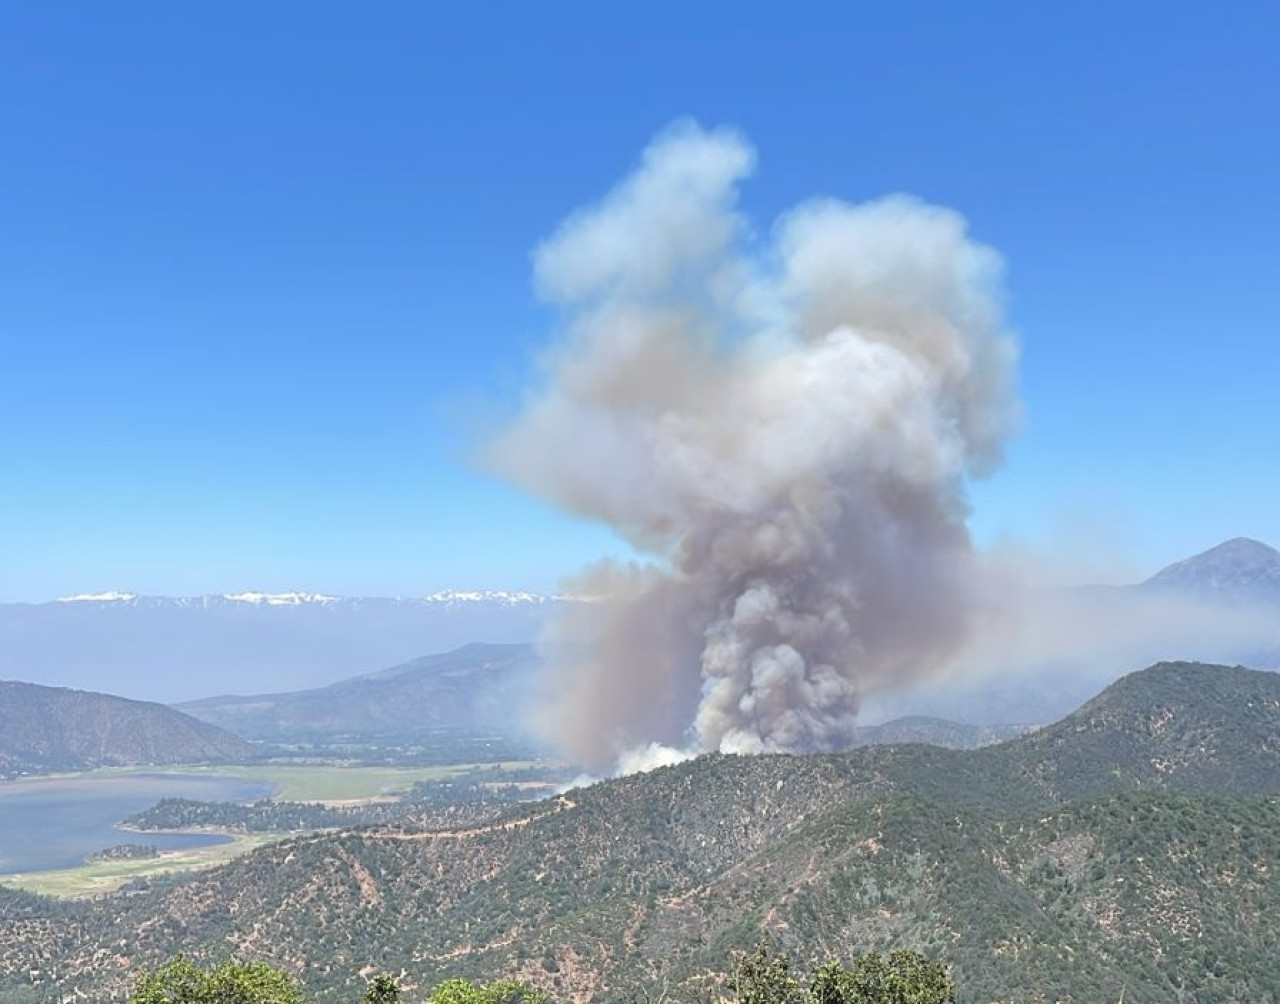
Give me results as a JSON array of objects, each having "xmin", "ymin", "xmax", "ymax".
[
  {"xmin": 1199, "ymin": 536, "xmax": 1280, "ymax": 561},
  {"xmin": 1142, "ymin": 536, "xmax": 1280, "ymax": 598}
]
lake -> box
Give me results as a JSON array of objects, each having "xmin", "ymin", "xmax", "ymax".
[{"xmin": 0, "ymin": 773, "xmax": 274, "ymax": 874}]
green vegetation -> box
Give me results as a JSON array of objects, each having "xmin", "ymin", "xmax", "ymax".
[
  {"xmin": 0, "ymin": 663, "xmax": 1277, "ymax": 1003},
  {"xmin": 733, "ymin": 945, "xmax": 954, "ymax": 1004},
  {"xmin": 363, "ymin": 975, "xmax": 402, "ymax": 1004},
  {"xmin": 2, "ymin": 761, "xmax": 571, "ymax": 899},
  {"xmin": 0, "ymin": 681, "xmax": 253, "ymax": 778},
  {"xmin": 131, "ymin": 958, "xmax": 303, "ymax": 1004},
  {"xmin": 85, "ymin": 843, "xmax": 160, "ymax": 863},
  {"xmin": 121, "ymin": 765, "xmax": 575, "ymax": 834},
  {"xmin": 124, "ymin": 798, "xmax": 375, "ymax": 832},
  {"xmin": 423, "ymin": 979, "xmax": 547, "ymax": 1004},
  {"xmin": 125, "ymin": 948, "xmax": 949, "ymax": 1004}
]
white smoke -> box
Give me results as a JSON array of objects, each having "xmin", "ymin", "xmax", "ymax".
[{"xmin": 490, "ymin": 122, "xmax": 1020, "ymax": 772}]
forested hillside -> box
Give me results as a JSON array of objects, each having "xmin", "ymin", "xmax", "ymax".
[
  {"xmin": 0, "ymin": 681, "xmax": 255, "ymax": 777},
  {"xmin": 1, "ymin": 662, "xmax": 1277, "ymax": 1003}
]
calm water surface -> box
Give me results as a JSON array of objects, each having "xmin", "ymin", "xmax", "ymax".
[{"xmin": 0, "ymin": 773, "xmax": 274, "ymax": 874}]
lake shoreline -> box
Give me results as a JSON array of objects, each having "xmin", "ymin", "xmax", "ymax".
[
  {"xmin": 0, "ymin": 772, "xmax": 276, "ymax": 878},
  {"xmin": 0, "ymin": 830, "xmax": 292, "ymax": 898}
]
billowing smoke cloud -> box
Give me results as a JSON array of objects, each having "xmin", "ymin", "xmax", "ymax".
[{"xmin": 490, "ymin": 122, "xmax": 1020, "ymax": 772}]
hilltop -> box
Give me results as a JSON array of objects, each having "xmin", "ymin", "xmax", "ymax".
[
  {"xmin": 2, "ymin": 661, "xmax": 1276, "ymax": 1002},
  {"xmin": 0, "ymin": 681, "xmax": 254, "ymax": 777}
]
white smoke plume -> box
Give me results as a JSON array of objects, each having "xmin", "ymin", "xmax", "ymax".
[{"xmin": 490, "ymin": 122, "xmax": 1020, "ymax": 772}]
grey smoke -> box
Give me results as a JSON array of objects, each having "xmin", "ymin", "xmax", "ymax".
[{"xmin": 490, "ymin": 122, "xmax": 1020, "ymax": 772}]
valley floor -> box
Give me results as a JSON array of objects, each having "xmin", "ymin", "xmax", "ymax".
[{"xmin": 0, "ymin": 759, "xmax": 556, "ymax": 897}]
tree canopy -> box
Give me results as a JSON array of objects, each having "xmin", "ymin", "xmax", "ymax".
[
  {"xmin": 728, "ymin": 945, "xmax": 954, "ymax": 1004},
  {"xmin": 365, "ymin": 974, "xmax": 403, "ymax": 1004},
  {"xmin": 130, "ymin": 957, "xmax": 303, "ymax": 1004},
  {"xmin": 425, "ymin": 978, "xmax": 549, "ymax": 1004},
  {"xmin": 129, "ymin": 946, "xmax": 951, "ymax": 1004}
]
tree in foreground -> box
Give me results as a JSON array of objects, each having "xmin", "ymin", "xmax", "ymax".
[
  {"xmin": 812, "ymin": 950, "xmax": 954, "ymax": 1004},
  {"xmin": 426, "ymin": 977, "xmax": 550, "ymax": 1004},
  {"xmin": 727, "ymin": 944, "xmax": 954, "ymax": 1004},
  {"xmin": 365, "ymin": 973, "xmax": 403, "ymax": 1003},
  {"xmin": 129, "ymin": 945, "xmax": 950, "ymax": 1004},
  {"xmin": 130, "ymin": 957, "xmax": 303, "ymax": 1004},
  {"xmin": 726, "ymin": 944, "xmax": 808, "ymax": 1004}
]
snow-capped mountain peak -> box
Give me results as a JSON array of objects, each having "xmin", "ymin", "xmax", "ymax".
[
  {"xmin": 420, "ymin": 590, "xmax": 558, "ymax": 606},
  {"xmin": 221, "ymin": 591, "xmax": 341, "ymax": 607},
  {"xmin": 56, "ymin": 591, "xmax": 139, "ymax": 603},
  {"xmin": 51, "ymin": 590, "xmax": 564, "ymax": 608}
]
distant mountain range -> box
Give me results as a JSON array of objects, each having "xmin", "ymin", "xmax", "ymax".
[
  {"xmin": 177, "ymin": 642, "xmax": 540, "ymax": 740},
  {"xmin": 0, "ymin": 590, "xmax": 569, "ymax": 701},
  {"xmin": 4, "ymin": 537, "xmax": 1277, "ymax": 715},
  {"xmin": 0, "ymin": 680, "xmax": 254, "ymax": 778},
  {"xmin": 3, "ymin": 661, "xmax": 1276, "ymax": 1003},
  {"xmin": 52, "ymin": 590, "xmax": 563, "ymax": 610}
]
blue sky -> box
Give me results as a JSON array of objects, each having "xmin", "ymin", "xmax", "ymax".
[{"xmin": 2, "ymin": 2, "xmax": 1276, "ymax": 601}]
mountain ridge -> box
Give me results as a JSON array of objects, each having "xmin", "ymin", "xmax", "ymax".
[
  {"xmin": 176, "ymin": 643, "xmax": 540, "ymax": 739},
  {"xmin": 176, "ymin": 643, "xmax": 1043, "ymax": 749},
  {"xmin": 0, "ymin": 680, "xmax": 255, "ymax": 777}
]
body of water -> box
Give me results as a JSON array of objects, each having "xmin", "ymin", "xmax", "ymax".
[{"xmin": 0, "ymin": 773, "xmax": 274, "ymax": 874}]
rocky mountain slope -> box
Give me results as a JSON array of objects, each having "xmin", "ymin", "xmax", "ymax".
[
  {"xmin": 2, "ymin": 661, "xmax": 1276, "ymax": 1003},
  {"xmin": 0, "ymin": 681, "xmax": 254, "ymax": 777}
]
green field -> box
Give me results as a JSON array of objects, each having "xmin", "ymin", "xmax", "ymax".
[{"xmin": 82, "ymin": 760, "xmax": 546, "ymax": 802}]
